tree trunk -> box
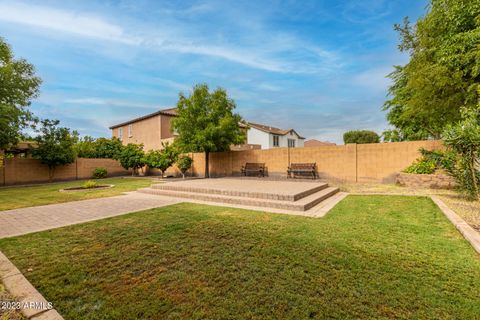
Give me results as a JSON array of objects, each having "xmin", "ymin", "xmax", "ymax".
[
  {"xmin": 205, "ymin": 151, "xmax": 210, "ymax": 178},
  {"xmin": 469, "ymin": 150, "xmax": 479, "ymax": 199}
]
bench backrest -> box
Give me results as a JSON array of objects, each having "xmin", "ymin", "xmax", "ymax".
[
  {"xmin": 244, "ymin": 162, "xmax": 265, "ymax": 169},
  {"xmin": 290, "ymin": 163, "xmax": 316, "ymax": 169}
]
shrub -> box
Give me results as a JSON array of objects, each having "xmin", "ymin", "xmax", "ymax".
[
  {"xmin": 343, "ymin": 130, "xmax": 380, "ymax": 144},
  {"xmin": 403, "ymin": 158, "xmax": 437, "ymax": 174},
  {"xmin": 443, "ymin": 107, "xmax": 480, "ymax": 200},
  {"xmin": 177, "ymin": 155, "xmax": 193, "ymax": 178},
  {"xmin": 419, "ymin": 148, "xmax": 456, "ymax": 174},
  {"xmin": 92, "ymin": 167, "xmax": 107, "ymax": 179},
  {"xmin": 82, "ymin": 180, "xmax": 97, "ymax": 189}
]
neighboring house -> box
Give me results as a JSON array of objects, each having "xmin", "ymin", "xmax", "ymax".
[
  {"xmin": 109, "ymin": 108, "xmax": 305, "ymax": 150},
  {"xmin": 304, "ymin": 139, "xmax": 336, "ymax": 147},
  {"xmin": 109, "ymin": 108, "xmax": 177, "ymax": 150},
  {"xmin": 247, "ymin": 122, "xmax": 305, "ymax": 149}
]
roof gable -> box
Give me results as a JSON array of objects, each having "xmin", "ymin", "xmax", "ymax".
[
  {"xmin": 109, "ymin": 107, "xmax": 177, "ymax": 129},
  {"xmin": 247, "ymin": 122, "xmax": 305, "ymax": 139}
]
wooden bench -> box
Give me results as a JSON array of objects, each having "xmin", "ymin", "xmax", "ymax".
[
  {"xmin": 241, "ymin": 163, "xmax": 266, "ymax": 177},
  {"xmin": 287, "ymin": 163, "xmax": 317, "ymax": 179}
]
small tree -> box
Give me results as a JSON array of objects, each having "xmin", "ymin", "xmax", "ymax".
[
  {"xmin": 177, "ymin": 155, "xmax": 193, "ymax": 179},
  {"xmin": 144, "ymin": 143, "xmax": 179, "ymax": 177},
  {"xmin": 30, "ymin": 119, "xmax": 77, "ymax": 181},
  {"xmin": 117, "ymin": 143, "xmax": 145, "ymax": 176},
  {"xmin": 443, "ymin": 107, "xmax": 480, "ymax": 200},
  {"xmin": 172, "ymin": 84, "xmax": 245, "ymax": 177},
  {"xmin": 343, "ymin": 130, "xmax": 380, "ymax": 144}
]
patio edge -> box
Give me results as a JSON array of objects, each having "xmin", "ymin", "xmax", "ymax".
[
  {"xmin": 0, "ymin": 250, "xmax": 64, "ymax": 319},
  {"xmin": 430, "ymin": 196, "xmax": 480, "ymax": 254}
]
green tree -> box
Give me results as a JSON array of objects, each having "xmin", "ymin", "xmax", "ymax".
[
  {"xmin": 30, "ymin": 119, "xmax": 78, "ymax": 181},
  {"xmin": 384, "ymin": 1, "xmax": 480, "ymax": 140},
  {"xmin": 177, "ymin": 155, "xmax": 193, "ymax": 179},
  {"xmin": 0, "ymin": 37, "xmax": 42, "ymax": 151},
  {"xmin": 343, "ymin": 130, "xmax": 380, "ymax": 144},
  {"xmin": 172, "ymin": 84, "xmax": 245, "ymax": 177},
  {"xmin": 117, "ymin": 143, "xmax": 145, "ymax": 176},
  {"xmin": 443, "ymin": 107, "xmax": 480, "ymax": 200},
  {"xmin": 74, "ymin": 137, "xmax": 123, "ymax": 159},
  {"xmin": 94, "ymin": 137, "xmax": 123, "ymax": 159},
  {"xmin": 74, "ymin": 136, "xmax": 96, "ymax": 158},
  {"xmin": 144, "ymin": 143, "xmax": 179, "ymax": 177}
]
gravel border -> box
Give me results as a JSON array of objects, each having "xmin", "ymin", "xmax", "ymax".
[{"xmin": 431, "ymin": 196, "xmax": 480, "ymax": 254}]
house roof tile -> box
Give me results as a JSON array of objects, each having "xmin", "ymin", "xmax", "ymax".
[{"xmin": 109, "ymin": 107, "xmax": 177, "ymax": 129}]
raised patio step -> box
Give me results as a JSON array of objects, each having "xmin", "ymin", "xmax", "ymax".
[
  {"xmin": 137, "ymin": 186, "xmax": 339, "ymax": 211},
  {"xmin": 149, "ymin": 182, "xmax": 328, "ymax": 201}
]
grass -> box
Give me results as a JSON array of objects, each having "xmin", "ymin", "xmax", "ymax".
[
  {"xmin": 0, "ymin": 177, "xmax": 155, "ymax": 211},
  {"xmin": 0, "ymin": 196, "xmax": 479, "ymax": 319},
  {"xmin": 340, "ymin": 182, "xmax": 480, "ymax": 232}
]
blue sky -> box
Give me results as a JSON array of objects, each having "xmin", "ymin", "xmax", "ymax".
[{"xmin": 0, "ymin": 0, "xmax": 427, "ymax": 143}]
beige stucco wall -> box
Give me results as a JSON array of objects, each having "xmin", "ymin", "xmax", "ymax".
[
  {"xmin": 111, "ymin": 114, "xmax": 177, "ymax": 151},
  {"xmin": 161, "ymin": 115, "xmax": 176, "ymax": 139},
  {"xmin": 190, "ymin": 140, "xmax": 445, "ymax": 183}
]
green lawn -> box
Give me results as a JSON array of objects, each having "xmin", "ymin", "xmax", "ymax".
[
  {"xmin": 0, "ymin": 177, "xmax": 154, "ymax": 211},
  {"xmin": 0, "ymin": 196, "xmax": 479, "ymax": 319}
]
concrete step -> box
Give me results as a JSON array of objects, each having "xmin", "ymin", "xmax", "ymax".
[
  {"xmin": 149, "ymin": 182, "xmax": 329, "ymax": 201},
  {"xmin": 137, "ymin": 186, "xmax": 339, "ymax": 211}
]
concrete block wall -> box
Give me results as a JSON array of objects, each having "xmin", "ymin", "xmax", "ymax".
[
  {"xmin": 1, "ymin": 158, "xmax": 130, "ymax": 186},
  {"xmin": 189, "ymin": 140, "xmax": 445, "ymax": 183}
]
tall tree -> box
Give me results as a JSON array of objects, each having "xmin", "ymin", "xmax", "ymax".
[
  {"xmin": 0, "ymin": 37, "xmax": 42, "ymax": 150},
  {"xmin": 383, "ymin": 0, "xmax": 480, "ymax": 140},
  {"xmin": 172, "ymin": 84, "xmax": 245, "ymax": 178},
  {"xmin": 30, "ymin": 119, "xmax": 78, "ymax": 181}
]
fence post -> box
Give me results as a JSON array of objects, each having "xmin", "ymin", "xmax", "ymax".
[
  {"xmin": 1, "ymin": 152, "xmax": 5, "ymax": 186},
  {"xmin": 355, "ymin": 143, "xmax": 358, "ymax": 183}
]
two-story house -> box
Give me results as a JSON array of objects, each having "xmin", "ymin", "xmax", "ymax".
[
  {"xmin": 246, "ymin": 122, "xmax": 305, "ymax": 149},
  {"xmin": 109, "ymin": 108, "xmax": 177, "ymax": 150},
  {"xmin": 109, "ymin": 108, "xmax": 306, "ymax": 150}
]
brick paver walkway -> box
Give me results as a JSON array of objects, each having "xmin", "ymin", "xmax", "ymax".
[
  {"xmin": 0, "ymin": 193, "xmax": 181, "ymax": 239},
  {"xmin": 0, "ymin": 189, "xmax": 348, "ymax": 239}
]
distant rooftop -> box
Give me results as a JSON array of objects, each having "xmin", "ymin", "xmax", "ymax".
[
  {"xmin": 109, "ymin": 107, "xmax": 177, "ymax": 129},
  {"xmin": 247, "ymin": 122, "xmax": 305, "ymax": 139},
  {"xmin": 304, "ymin": 139, "xmax": 336, "ymax": 147}
]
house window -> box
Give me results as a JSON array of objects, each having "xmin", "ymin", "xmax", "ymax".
[
  {"xmin": 288, "ymin": 139, "xmax": 296, "ymax": 148},
  {"xmin": 128, "ymin": 124, "xmax": 133, "ymax": 137},
  {"xmin": 118, "ymin": 127, "xmax": 123, "ymax": 141},
  {"xmin": 273, "ymin": 135, "xmax": 279, "ymax": 147}
]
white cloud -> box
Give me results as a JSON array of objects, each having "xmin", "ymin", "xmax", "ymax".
[
  {"xmin": 0, "ymin": 2, "xmax": 140, "ymax": 45},
  {"xmin": 0, "ymin": 2, "xmax": 339, "ymax": 74},
  {"xmin": 64, "ymin": 97, "xmax": 159, "ymax": 109}
]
